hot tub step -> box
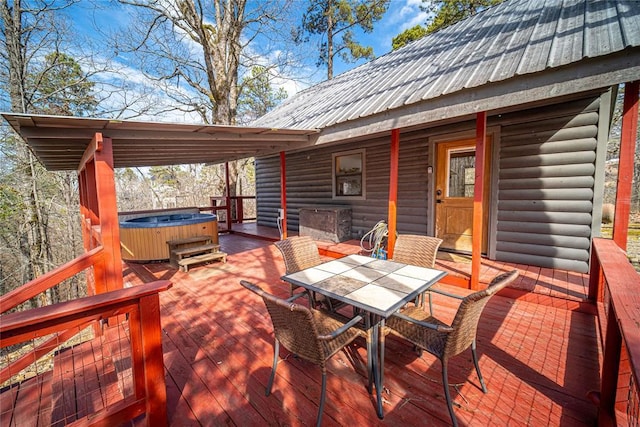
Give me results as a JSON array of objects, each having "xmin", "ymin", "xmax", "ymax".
[
  {"xmin": 178, "ymin": 252, "xmax": 227, "ymax": 272},
  {"xmin": 167, "ymin": 236, "xmax": 218, "ymax": 268},
  {"xmin": 172, "ymin": 243, "xmax": 220, "ymax": 258}
]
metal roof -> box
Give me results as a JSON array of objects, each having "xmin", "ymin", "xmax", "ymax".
[
  {"xmin": 1, "ymin": 114, "xmax": 319, "ymax": 171},
  {"xmin": 253, "ymin": 0, "xmax": 640, "ymax": 144}
]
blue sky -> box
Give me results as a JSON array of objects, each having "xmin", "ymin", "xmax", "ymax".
[
  {"xmin": 59, "ymin": 0, "xmax": 430, "ymax": 121},
  {"xmin": 70, "ymin": 0, "xmax": 429, "ymax": 77},
  {"xmin": 331, "ymin": 0, "xmax": 430, "ymax": 75}
]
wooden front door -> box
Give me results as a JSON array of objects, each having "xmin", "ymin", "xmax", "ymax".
[{"xmin": 435, "ymin": 139, "xmax": 490, "ymax": 253}]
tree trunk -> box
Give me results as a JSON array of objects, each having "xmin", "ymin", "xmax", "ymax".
[
  {"xmin": 327, "ymin": 6, "xmax": 334, "ymax": 80},
  {"xmin": 3, "ymin": 0, "xmax": 56, "ymax": 303},
  {"xmin": 3, "ymin": 0, "xmax": 25, "ymax": 112}
]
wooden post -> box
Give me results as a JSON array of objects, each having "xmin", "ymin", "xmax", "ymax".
[
  {"xmin": 77, "ymin": 133, "xmax": 123, "ymax": 295},
  {"xmin": 598, "ymin": 302, "xmax": 622, "ymax": 427},
  {"xmin": 588, "ymin": 239, "xmax": 604, "ymax": 303},
  {"xmin": 471, "ymin": 112, "xmax": 487, "ymax": 290},
  {"xmin": 94, "ymin": 135, "xmax": 123, "ymax": 293},
  {"xmin": 237, "ymin": 197, "xmax": 244, "ymax": 223},
  {"xmin": 78, "ymin": 170, "xmax": 91, "ymax": 251},
  {"xmin": 387, "ymin": 129, "xmax": 400, "ymax": 258},
  {"xmin": 225, "ymin": 162, "xmax": 232, "ymax": 232},
  {"xmin": 613, "ymin": 81, "xmax": 639, "ymax": 250},
  {"xmin": 280, "ymin": 151, "xmax": 287, "ymax": 239},
  {"xmin": 140, "ymin": 293, "xmax": 168, "ymax": 426},
  {"xmin": 85, "ymin": 161, "xmax": 99, "ymax": 226},
  {"xmin": 129, "ymin": 307, "xmax": 146, "ymax": 399}
]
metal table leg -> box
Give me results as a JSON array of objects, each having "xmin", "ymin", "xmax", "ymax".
[
  {"xmin": 379, "ymin": 317, "xmax": 386, "ymax": 391},
  {"xmin": 372, "ymin": 315, "xmax": 384, "ymax": 419},
  {"xmin": 365, "ymin": 314, "xmax": 374, "ymax": 393}
]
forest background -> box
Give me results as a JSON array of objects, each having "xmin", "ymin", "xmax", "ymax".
[{"xmin": 1, "ymin": 0, "xmax": 638, "ymax": 310}]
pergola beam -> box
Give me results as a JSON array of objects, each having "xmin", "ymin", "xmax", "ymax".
[{"xmin": 19, "ymin": 127, "xmax": 317, "ymax": 143}]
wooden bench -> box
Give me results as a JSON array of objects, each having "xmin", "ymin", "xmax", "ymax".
[{"xmin": 178, "ymin": 252, "xmax": 227, "ymax": 272}]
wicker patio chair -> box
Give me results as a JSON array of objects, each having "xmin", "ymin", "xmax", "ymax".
[
  {"xmin": 273, "ymin": 236, "xmax": 323, "ymax": 295},
  {"xmin": 274, "ymin": 235, "xmax": 339, "ymax": 309},
  {"xmin": 386, "ymin": 270, "xmax": 519, "ymax": 427},
  {"xmin": 391, "ymin": 234, "xmax": 443, "ymax": 268},
  {"xmin": 239, "ymin": 280, "xmax": 363, "ymax": 427},
  {"xmin": 391, "ymin": 234, "xmax": 443, "ymax": 308}
]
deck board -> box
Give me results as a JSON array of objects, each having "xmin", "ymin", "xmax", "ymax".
[
  {"xmin": 120, "ymin": 232, "xmax": 601, "ymax": 426},
  {"xmin": 232, "ymin": 223, "xmax": 591, "ymax": 303},
  {"xmin": 2, "ymin": 231, "xmax": 602, "ymax": 426}
]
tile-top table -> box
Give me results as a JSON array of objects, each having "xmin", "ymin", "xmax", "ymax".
[{"xmin": 282, "ymin": 254, "xmax": 447, "ymax": 419}]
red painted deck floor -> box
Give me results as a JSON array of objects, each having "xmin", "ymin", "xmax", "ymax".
[
  {"xmin": 122, "ymin": 232, "xmax": 601, "ymax": 426},
  {"xmin": 2, "ymin": 230, "xmax": 601, "ymax": 426},
  {"xmin": 232, "ymin": 223, "xmax": 592, "ymax": 309}
]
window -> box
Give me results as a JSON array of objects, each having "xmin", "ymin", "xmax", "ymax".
[
  {"xmin": 333, "ymin": 149, "xmax": 365, "ymax": 199},
  {"xmin": 447, "ymin": 148, "xmax": 475, "ymax": 198}
]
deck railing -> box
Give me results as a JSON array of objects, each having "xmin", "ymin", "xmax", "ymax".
[
  {"xmin": 1, "ymin": 279, "xmax": 171, "ymax": 426},
  {"xmin": 209, "ymin": 195, "xmax": 257, "ymax": 231},
  {"xmin": 589, "ymin": 237, "xmax": 640, "ymax": 426},
  {"xmin": 1, "ymin": 226, "xmax": 171, "ymax": 425},
  {"xmin": 0, "ymin": 246, "xmax": 106, "ymax": 387}
]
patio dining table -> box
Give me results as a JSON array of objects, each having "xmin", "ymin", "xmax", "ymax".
[{"xmin": 281, "ymin": 254, "xmax": 447, "ymax": 419}]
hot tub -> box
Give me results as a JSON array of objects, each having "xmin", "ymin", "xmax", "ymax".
[{"xmin": 119, "ymin": 213, "xmax": 218, "ymax": 262}]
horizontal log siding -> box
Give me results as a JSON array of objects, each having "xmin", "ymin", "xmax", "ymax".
[
  {"xmin": 256, "ymin": 135, "xmax": 431, "ymax": 239},
  {"xmin": 494, "ymin": 97, "xmax": 601, "ymax": 272},
  {"xmin": 255, "ymin": 156, "xmax": 284, "ymax": 226},
  {"xmin": 256, "ymin": 95, "xmax": 604, "ymax": 273}
]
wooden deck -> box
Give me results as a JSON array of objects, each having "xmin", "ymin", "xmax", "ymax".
[
  {"xmin": 3, "ymin": 231, "xmax": 601, "ymax": 426},
  {"xmin": 125, "ymin": 231, "xmax": 600, "ymax": 426},
  {"xmin": 231, "ymin": 223, "xmax": 592, "ymax": 309}
]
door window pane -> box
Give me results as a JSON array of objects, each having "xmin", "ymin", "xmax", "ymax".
[{"xmin": 448, "ymin": 149, "xmax": 475, "ymax": 197}]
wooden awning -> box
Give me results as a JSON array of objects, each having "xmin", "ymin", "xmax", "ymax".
[{"xmin": 2, "ymin": 113, "xmax": 319, "ymax": 171}]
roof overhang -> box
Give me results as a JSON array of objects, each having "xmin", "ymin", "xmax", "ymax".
[{"xmin": 1, "ymin": 113, "xmax": 320, "ymax": 171}]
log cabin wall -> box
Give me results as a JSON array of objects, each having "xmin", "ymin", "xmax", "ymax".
[
  {"xmin": 256, "ymin": 92, "xmax": 608, "ymax": 273},
  {"xmin": 491, "ymin": 95, "xmax": 607, "ymax": 273},
  {"xmin": 256, "ymin": 135, "xmax": 431, "ymax": 239}
]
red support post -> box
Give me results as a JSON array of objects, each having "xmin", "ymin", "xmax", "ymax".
[
  {"xmin": 471, "ymin": 112, "xmax": 487, "ymax": 290},
  {"xmin": 225, "ymin": 162, "xmax": 232, "ymax": 232},
  {"xmin": 613, "ymin": 81, "xmax": 639, "ymax": 251},
  {"xmin": 93, "ymin": 135, "xmax": 123, "ymax": 293},
  {"xmin": 598, "ymin": 302, "xmax": 622, "ymax": 427},
  {"xmin": 78, "ymin": 169, "xmax": 91, "ymax": 251},
  {"xmin": 588, "ymin": 239, "xmax": 604, "ymax": 303},
  {"xmin": 387, "ymin": 129, "xmax": 400, "ymax": 258},
  {"xmin": 140, "ymin": 293, "xmax": 169, "ymax": 426},
  {"xmin": 77, "ymin": 133, "xmax": 122, "ymax": 296},
  {"xmin": 237, "ymin": 197, "xmax": 244, "ymax": 223},
  {"xmin": 280, "ymin": 151, "xmax": 287, "ymax": 239},
  {"xmin": 86, "ymin": 161, "xmax": 99, "ymax": 225}
]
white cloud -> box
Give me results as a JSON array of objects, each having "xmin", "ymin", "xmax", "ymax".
[
  {"xmin": 361, "ymin": 0, "xmax": 432, "ymax": 54},
  {"xmin": 387, "ymin": 0, "xmax": 431, "ymax": 32}
]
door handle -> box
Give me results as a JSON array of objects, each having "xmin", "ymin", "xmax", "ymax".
[{"xmin": 436, "ymin": 199, "xmax": 443, "ymax": 204}]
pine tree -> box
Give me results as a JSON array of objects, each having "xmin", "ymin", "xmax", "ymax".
[{"xmin": 295, "ymin": 0, "xmax": 389, "ymax": 80}]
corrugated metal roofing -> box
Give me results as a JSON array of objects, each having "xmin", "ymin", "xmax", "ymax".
[{"xmin": 253, "ymin": 0, "xmax": 640, "ymax": 131}]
